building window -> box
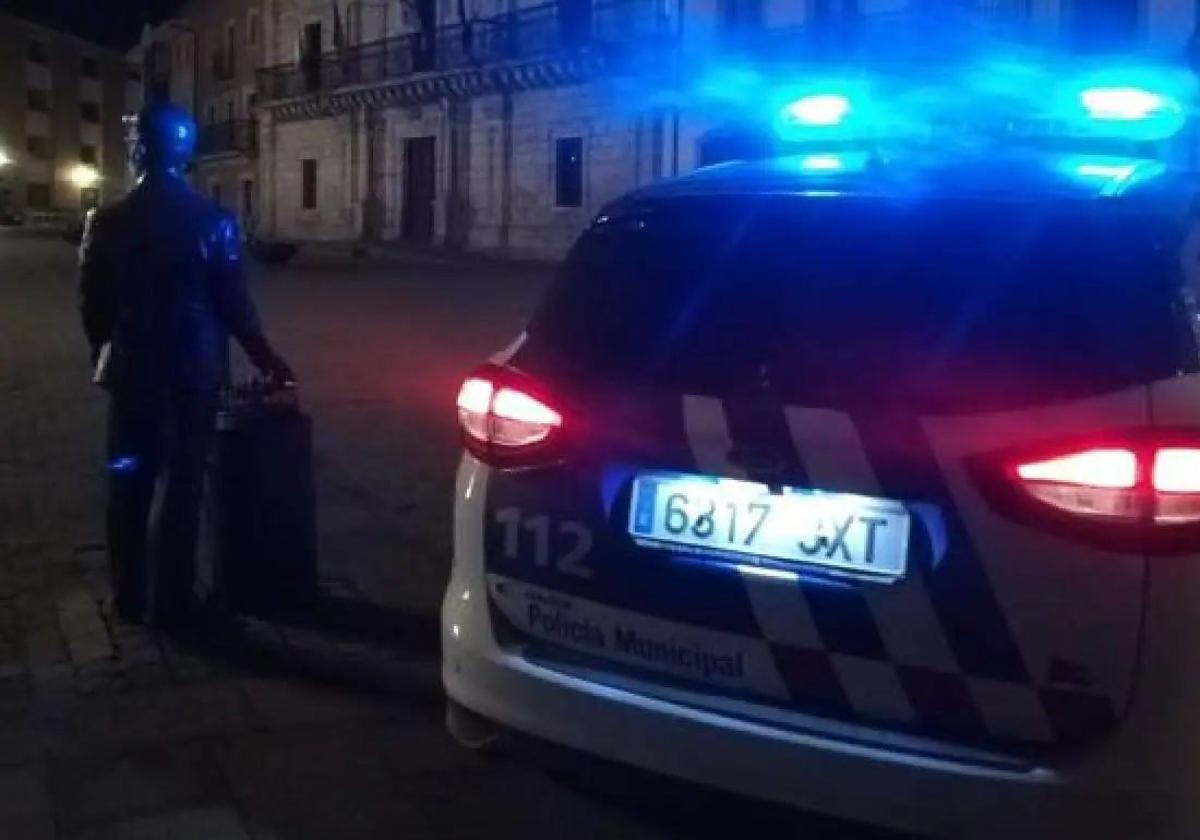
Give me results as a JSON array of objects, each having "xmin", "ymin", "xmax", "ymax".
[
  {"xmin": 80, "ymin": 145, "xmax": 98, "ymax": 165},
  {"xmin": 81, "ymin": 57, "xmax": 99, "ymax": 78},
  {"xmin": 555, "ymin": 137, "xmax": 584, "ymax": 208},
  {"xmin": 301, "ymin": 22, "xmax": 323, "ymax": 93},
  {"xmin": 80, "ymin": 187, "xmax": 99, "ymax": 210},
  {"xmin": 81, "ymin": 102, "xmax": 101, "ymax": 123},
  {"xmin": 718, "ymin": 0, "xmax": 763, "ymax": 31},
  {"xmin": 27, "ymin": 89, "xmax": 51, "ymax": 112},
  {"xmin": 241, "ymin": 179, "xmax": 254, "ymax": 222},
  {"xmin": 26, "ymin": 136, "xmax": 51, "ymax": 159},
  {"xmin": 26, "ymin": 183, "xmax": 51, "ymax": 208},
  {"xmin": 26, "ymin": 41, "xmax": 48, "ymax": 64},
  {"xmin": 301, "ymin": 159, "xmax": 317, "ymax": 209},
  {"xmin": 248, "ymin": 11, "xmax": 260, "ymax": 46}
]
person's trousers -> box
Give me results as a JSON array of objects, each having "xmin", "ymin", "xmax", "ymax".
[{"xmin": 106, "ymin": 388, "xmax": 217, "ymax": 625}]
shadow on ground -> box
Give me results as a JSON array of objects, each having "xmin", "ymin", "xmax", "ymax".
[{"xmin": 166, "ymin": 593, "xmax": 915, "ymax": 840}]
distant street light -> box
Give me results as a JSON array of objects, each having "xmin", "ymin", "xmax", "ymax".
[
  {"xmin": 0, "ymin": 149, "xmax": 11, "ymax": 168},
  {"xmin": 69, "ymin": 164, "xmax": 100, "ymax": 189}
]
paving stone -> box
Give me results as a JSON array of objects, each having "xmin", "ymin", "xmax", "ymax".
[
  {"xmin": 0, "ymin": 762, "xmax": 55, "ymax": 840},
  {"xmin": 0, "ymin": 717, "xmax": 42, "ymax": 768},
  {"xmin": 95, "ymin": 806, "xmax": 251, "ymax": 840},
  {"xmin": 37, "ymin": 680, "xmax": 253, "ymax": 757},
  {"xmin": 50, "ymin": 742, "xmax": 228, "ymax": 834},
  {"xmin": 59, "ymin": 590, "xmax": 115, "ymax": 667},
  {"xmin": 238, "ymin": 675, "xmax": 398, "ymax": 731},
  {"xmin": 212, "ymin": 724, "xmax": 436, "ymax": 840}
]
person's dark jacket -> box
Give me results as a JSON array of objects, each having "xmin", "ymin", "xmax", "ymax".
[{"xmin": 79, "ymin": 174, "xmax": 288, "ymax": 395}]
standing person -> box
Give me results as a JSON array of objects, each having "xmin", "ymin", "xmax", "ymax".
[{"xmin": 79, "ymin": 102, "xmax": 294, "ymax": 631}]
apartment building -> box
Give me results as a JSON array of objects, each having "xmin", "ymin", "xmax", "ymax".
[
  {"xmin": 215, "ymin": 1, "xmax": 1199, "ymax": 257},
  {"xmin": 0, "ymin": 12, "xmax": 134, "ymax": 219}
]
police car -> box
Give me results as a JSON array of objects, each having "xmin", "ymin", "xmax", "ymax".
[{"xmin": 442, "ymin": 68, "xmax": 1200, "ymax": 838}]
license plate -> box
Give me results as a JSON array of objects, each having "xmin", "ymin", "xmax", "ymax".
[{"xmin": 628, "ymin": 473, "xmax": 910, "ymax": 580}]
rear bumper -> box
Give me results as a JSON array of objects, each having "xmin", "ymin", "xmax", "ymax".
[{"xmin": 445, "ymin": 585, "xmax": 1173, "ymax": 839}]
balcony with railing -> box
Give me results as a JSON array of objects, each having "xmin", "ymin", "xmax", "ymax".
[
  {"xmin": 719, "ymin": 0, "xmax": 1035, "ymax": 59},
  {"xmin": 258, "ymin": 0, "xmax": 670, "ymax": 102},
  {"xmin": 196, "ymin": 119, "xmax": 257, "ymax": 158}
]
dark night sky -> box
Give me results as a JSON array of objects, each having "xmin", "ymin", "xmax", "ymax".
[{"xmin": 0, "ymin": 0, "xmax": 187, "ymax": 50}]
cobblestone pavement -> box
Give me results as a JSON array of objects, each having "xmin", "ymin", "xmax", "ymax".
[{"xmin": 0, "ymin": 230, "xmax": 900, "ymax": 840}]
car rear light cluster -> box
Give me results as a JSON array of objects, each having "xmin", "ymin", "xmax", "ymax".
[
  {"xmin": 1010, "ymin": 442, "xmax": 1200, "ymax": 528},
  {"xmin": 456, "ymin": 365, "xmax": 564, "ymax": 464}
]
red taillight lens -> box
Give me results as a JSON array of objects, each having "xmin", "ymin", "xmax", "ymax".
[
  {"xmin": 1016, "ymin": 448, "xmax": 1138, "ymax": 489},
  {"xmin": 456, "ymin": 378, "xmax": 494, "ymax": 444},
  {"xmin": 1152, "ymin": 448, "xmax": 1200, "ymax": 525},
  {"xmin": 1008, "ymin": 440, "xmax": 1200, "ymax": 529},
  {"xmin": 456, "ymin": 367, "xmax": 564, "ymax": 463},
  {"xmin": 1014, "ymin": 448, "xmax": 1142, "ymax": 521},
  {"xmin": 491, "ymin": 387, "xmax": 563, "ymax": 447},
  {"xmin": 1152, "ymin": 449, "xmax": 1200, "ymax": 493}
]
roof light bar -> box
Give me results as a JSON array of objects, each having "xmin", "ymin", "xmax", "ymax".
[
  {"xmin": 1080, "ymin": 86, "xmax": 1173, "ymax": 122},
  {"xmin": 781, "ymin": 94, "xmax": 852, "ymax": 128}
]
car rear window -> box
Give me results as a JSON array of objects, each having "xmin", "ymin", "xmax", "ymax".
[{"xmin": 529, "ymin": 195, "xmax": 1198, "ymax": 413}]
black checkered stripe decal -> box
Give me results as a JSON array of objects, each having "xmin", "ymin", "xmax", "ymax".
[
  {"xmin": 679, "ymin": 394, "xmax": 1121, "ymax": 747},
  {"xmin": 483, "ymin": 392, "xmax": 1129, "ymax": 749}
]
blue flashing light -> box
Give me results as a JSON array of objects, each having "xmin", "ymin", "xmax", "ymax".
[
  {"xmin": 782, "ymin": 94, "xmax": 852, "ymax": 128},
  {"xmin": 781, "ymin": 152, "xmax": 870, "ymax": 175},
  {"xmin": 799, "ymin": 154, "xmax": 845, "ymax": 171},
  {"xmin": 1075, "ymin": 161, "xmax": 1137, "ymax": 180},
  {"xmin": 1058, "ymin": 155, "xmax": 1166, "ymax": 195},
  {"xmin": 1080, "ymin": 86, "xmax": 1172, "ymax": 122},
  {"xmin": 772, "ymin": 82, "xmax": 875, "ymax": 143},
  {"xmin": 713, "ymin": 59, "xmax": 1194, "ymax": 150},
  {"xmin": 1063, "ymin": 66, "xmax": 1193, "ymax": 141},
  {"xmin": 108, "ymin": 455, "xmax": 139, "ymax": 473}
]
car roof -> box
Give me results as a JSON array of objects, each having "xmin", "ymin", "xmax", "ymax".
[{"xmin": 612, "ymin": 147, "xmax": 1200, "ymax": 218}]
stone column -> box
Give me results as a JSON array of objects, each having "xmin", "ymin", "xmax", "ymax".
[{"xmin": 259, "ymin": 108, "xmax": 278, "ymax": 238}]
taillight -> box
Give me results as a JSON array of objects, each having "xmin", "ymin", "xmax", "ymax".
[
  {"xmin": 998, "ymin": 438, "xmax": 1200, "ymax": 540},
  {"xmin": 456, "ymin": 366, "xmax": 564, "ymax": 464},
  {"xmin": 1151, "ymin": 448, "xmax": 1200, "ymax": 525},
  {"xmin": 1014, "ymin": 448, "xmax": 1142, "ymax": 521}
]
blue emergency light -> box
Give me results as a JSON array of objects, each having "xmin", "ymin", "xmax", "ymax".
[
  {"xmin": 1058, "ymin": 154, "xmax": 1166, "ymax": 194},
  {"xmin": 764, "ymin": 63, "xmax": 1193, "ymax": 146},
  {"xmin": 782, "ymin": 94, "xmax": 852, "ymax": 127}
]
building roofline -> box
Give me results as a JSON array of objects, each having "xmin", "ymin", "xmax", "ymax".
[{"xmin": 0, "ymin": 9, "xmax": 131, "ymax": 59}]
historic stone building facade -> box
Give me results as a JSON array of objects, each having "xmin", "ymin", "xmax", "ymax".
[
  {"xmin": 130, "ymin": 0, "xmax": 265, "ymax": 232},
  {"xmin": 246, "ymin": 0, "xmax": 1196, "ymax": 259}
]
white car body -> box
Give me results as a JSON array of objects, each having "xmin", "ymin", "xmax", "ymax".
[
  {"xmin": 444, "ymin": 373, "xmax": 1200, "ymax": 840},
  {"xmin": 443, "ymin": 153, "xmax": 1200, "ymax": 839}
]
